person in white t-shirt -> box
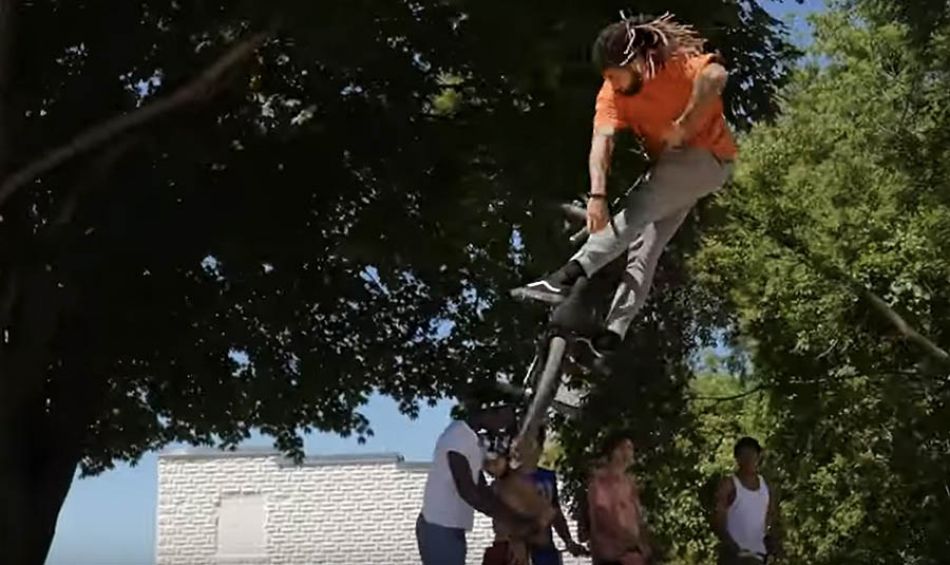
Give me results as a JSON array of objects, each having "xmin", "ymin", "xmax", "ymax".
[
  {"xmin": 713, "ymin": 437, "xmax": 782, "ymax": 565},
  {"xmin": 416, "ymin": 402, "xmax": 537, "ymax": 565}
]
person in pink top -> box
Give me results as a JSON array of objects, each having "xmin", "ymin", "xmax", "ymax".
[{"xmin": 586, "ymin": 432, "xmax": 653, "ymax": 565}]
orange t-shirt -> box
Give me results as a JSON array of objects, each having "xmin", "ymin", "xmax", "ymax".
[{"xmin": 593, "ymin": 53, "xmax": 737, "ymax": 161}]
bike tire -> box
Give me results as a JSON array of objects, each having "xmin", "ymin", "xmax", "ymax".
[{"xmin": 516, "ymin": 335, "xmax": 567, "ymax": 444}]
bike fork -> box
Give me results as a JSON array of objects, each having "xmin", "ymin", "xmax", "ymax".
[{"xmin": 516, "ymin": 335, "xmax": 567, "ymax": 448}]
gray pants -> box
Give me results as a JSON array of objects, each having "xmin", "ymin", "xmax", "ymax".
[
  {"xmin": 571, "ymin": 147, "xmax": 733, "ymax": 337},
  {"xmin": 416, "ymin": 513, "xmax": 467, "ymax": 565}
]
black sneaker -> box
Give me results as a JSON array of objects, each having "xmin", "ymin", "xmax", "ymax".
[
  {"xmin": 510, "ymin": 278, "xmax": 571, "ymax": 304},
  {"xmin": 549, "ymin": 276, "xmax": 600, "ymax": 336},
  {"xmin": 591, "ymin": 350, "xmax": 620, "ymax": 377},
  {"xmin": 510, "ymin": 261, "xmax": 585, "ymax": 305}
]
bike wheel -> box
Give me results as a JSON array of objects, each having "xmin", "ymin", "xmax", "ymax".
[{"xmin": 516, "ymin": 335, "xmax": 567, "ymax": 444}]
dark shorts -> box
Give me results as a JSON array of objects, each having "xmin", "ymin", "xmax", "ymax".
[
  {"xmin": 594, "ymin": 549, "xmax": 644, "ymax": 565},
  {"xmin": 717, "ymin": 555, "xmax": 766, "ymax": 565},
  {"xmin": 482, "ymin": 541, "xmax": 509, "ymax": 565},
  {"xmin": 531, "ymin": 547, "xmax": 563, "ymax": 565},
  {"xmin": 416, "ymin": 514, "xmax": 466, "ymax": 565},
  {"xmin": 716, "ymin": 547, "xmax": 767, "ymax": 565}
]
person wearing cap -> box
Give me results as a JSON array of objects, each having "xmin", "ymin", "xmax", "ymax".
[
  {"xmin": 481, "ymin": 426, "xmax": 587, "ymax": 565},
  {"xmin": 713, "ymin": 437, "xmax": 782, "ymax": 564},
  {"xmin": 481, "ymin": 433, "xmax": 556, "ymax": 565},
  {"xmin": 416, "ymin": 401, "xmax": 538, "ymax": 565}
]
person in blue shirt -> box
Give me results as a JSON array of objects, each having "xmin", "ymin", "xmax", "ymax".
[{"xmin": 529, "ymin": 427, "xmax": 588, "ymax": 565}]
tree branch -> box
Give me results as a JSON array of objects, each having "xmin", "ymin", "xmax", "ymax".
[
  {"xmin": 688, "ymin": 369, "xmax": 933, "ymax": 409},
  {"xmin": 736, "ymin": 209, "xmax": 950, "ymax": 366},
  {"xmin": 48, "ymin": 137, "xmax": 138, "ymax": 232},
  {"xmin": 862, "ymin": 290, "xmax": 950, "ymax": 363},
  {"xmin": 0, "ymin": 28, "xmax": 271, "ymax": 209},
  {"xmin": 688, "ymin": 384, "xmax": 767, "ymax": 403},
  {"xmin": 0, "ymin": 139, "xmax": 136, "ymax": 330}
]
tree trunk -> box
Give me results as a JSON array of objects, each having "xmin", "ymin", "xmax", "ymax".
[
  {"xmin": 0, "ymin": 419, "xmax": 80, "ymax": 565},
  {"xmin": 0, "ymin": 265, "xmax": 87, "ymax": 565},
  {"xmin": 0, "ymin": 344, "xmax": 89, "ymax": 565},
  {"xmin": 0, "ymin": 349, "xmax": 79, "ymax": 565},
  {"xmin": 0, "ymin": 28, "xmax": 273, "ymax": 562}
]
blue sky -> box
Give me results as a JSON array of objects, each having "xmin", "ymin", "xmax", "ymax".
[{"xmin": 45, "ymin": 2, "xmax": 821, "ymax": 564}]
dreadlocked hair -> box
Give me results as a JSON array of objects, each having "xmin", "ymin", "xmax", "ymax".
[{"xmin": 592, "ymin": 12, "xmax": 706, "ymax": 78}]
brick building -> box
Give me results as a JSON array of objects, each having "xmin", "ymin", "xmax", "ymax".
[{"xmin": 156, "ymin": 448, "xmax": 586, "ymax": 565}]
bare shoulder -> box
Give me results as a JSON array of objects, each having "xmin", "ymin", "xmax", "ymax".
[
  {"xmin": 716, "ymin": 474, "xmax": 736, "ymax": 497},
  {"xmin": 586, "ymin": 467, "xmax": 609, "ymax": 498}
]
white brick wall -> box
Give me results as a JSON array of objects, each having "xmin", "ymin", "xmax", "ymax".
[{"xmin": 156, "ymin": 449, "xmax": 587, "ymax": 565}]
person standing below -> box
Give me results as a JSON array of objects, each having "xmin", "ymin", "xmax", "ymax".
[
  {"xmin": 528, "ymin": 427, "xmax": 588, "ymax": 565},
  {"xmin": 416, "ymin": 402, "xmax": 536, "ymax": 565},
  {"xmin": 713, "ymin": 437, "xmax": 782, "ymax": 564},
  {"xmin": 481, "ymin": 436, "xmax": 557, "ymax": 565},
  {"xmin": 587, "ymin": 432, "xmax": 652, "ymax": 565}
]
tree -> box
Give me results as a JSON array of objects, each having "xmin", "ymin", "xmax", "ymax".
[
  {"xmin": 0, "ymin": 1, "xmax": 797, "ymax": 562},
  {"xmin": 691, "ymin": 4, "xmax": 950, "ymax": 562}
]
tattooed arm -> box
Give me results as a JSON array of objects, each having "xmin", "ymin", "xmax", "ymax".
[{"xmin": 675, "ymin": 61, "xmax": 728, "ymax": 135}]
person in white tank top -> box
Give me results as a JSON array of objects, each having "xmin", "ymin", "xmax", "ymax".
[{"xmin": 713, "ymin": 437, "xmax": 782, "ymax": 565}]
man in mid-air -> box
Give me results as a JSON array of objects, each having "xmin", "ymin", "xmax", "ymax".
[{"xmin": 513, "ymin": 12, "xmax": 737, "ymax": 371}]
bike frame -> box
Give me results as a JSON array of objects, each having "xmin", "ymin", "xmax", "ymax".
[{"xmin": 511, "ymin": 169, "xmax": 653, "ymax": 452}]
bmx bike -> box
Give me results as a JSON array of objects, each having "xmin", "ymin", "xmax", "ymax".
[{"xmin": 504, "ymin": 172, "xmax": 650, "ymax": 461}]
